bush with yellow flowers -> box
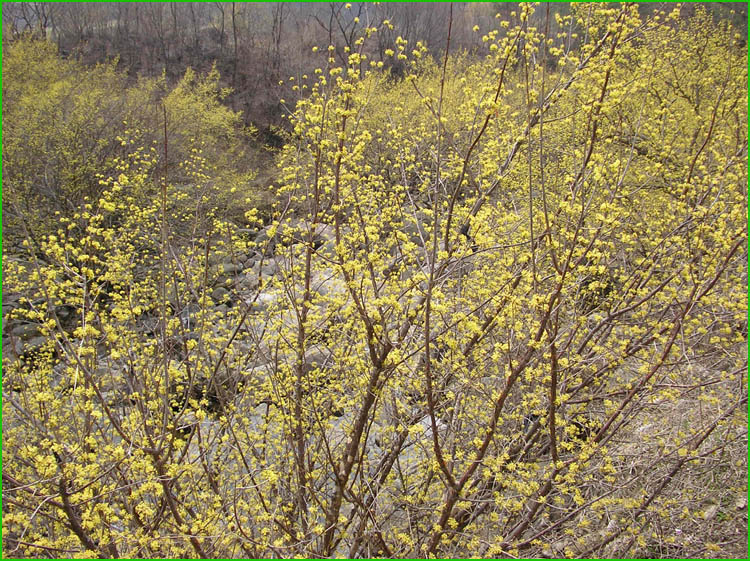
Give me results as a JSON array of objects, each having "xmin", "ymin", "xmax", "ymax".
[
  {"xmin": 2, "ymin": 36, "xmax": 257, "ymax": 247},
  {"xmin": 2, "ymin": 4, "xmax": 746, "ymax": 558}
]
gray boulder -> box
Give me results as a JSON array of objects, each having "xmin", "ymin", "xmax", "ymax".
[
  {"xmin": 11, "ymin": 323, "xmax": 41, "ymax": 341},
  {"xmin": 216, "ymin": 262, "xmax": 244, "ymax": 276},
  {"xmin": 211, "ymin": 286, "xmax": 231, "ymax": 304},
  {"xmin": 253, "ymin": 226, "xmax": 278, "ymax": 255},
  {"xmin": 260, "ymin": 261, "xmax": 279, "ymax": 278},
  {"xmin": 238, "ymin": 270, "xmax": 260, "ymax": 291}
]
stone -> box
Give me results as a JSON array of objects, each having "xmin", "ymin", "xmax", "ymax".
[
  {"xmin": 54, "ymin": 305, "xmax": 75, "ymax": 320},
  {"xmin": 303, "ymin": 349, "xmax": 331, "ymax": 371},
  {"xmin": 312, "ymin": 269, "xmax": 344, "ymax": 297},
  {"xmin": 3, "ymin": 293, "xmax": 22, "ymax": 304},
  {"xmin": 238, "ymin": 270, "xmax": 260, "ymax": 291},
  {"xmin": 315, "ymin": 240, "xmax": 337, "ymax": 260},
  {"xmin": 236, "ymin": 228, "xmax": 257, "ymax": 241},
  {"xmin": 211, "ymin": 286, "xmax": 230, "ymax": 303},
  {"xmin": 54, "ymin": 305, "xmax": 79, "ymax": 328},
  {"xmin": 178, "ymin": 302, "xmax": 203, "ymax": 328},
  {"xmin": 260, "ymin": 261, "xmax": 279, "ymax": 278},
  {"xmin": 3, "ymin": 337, "xmax": 24, "ymax": 358},
  {"xmin": 402, "ymin": 209, "xmax": 431, "ymax": 244},
  {"xmin": 249, "ymin": 293, "xmax": 277, "ymax": 311},
  {"xmin": 253, "ymin": 226, "xmax": 278, "ymax": 255},
  {"xmin": 217, "ymin": 262, "xmax": 243, "ymax": 275},
  {"xmin": 315, "ymin": 223, "xmax": 336, "ymax": 243},
  {"xmin": 11, "ymin": 323, "xmax": 40, "ymax": 341}
]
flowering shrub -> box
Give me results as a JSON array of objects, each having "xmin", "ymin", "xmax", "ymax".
[{"xmin": 2, "ymin": 5, "xmax": 746, "ymax": 558}]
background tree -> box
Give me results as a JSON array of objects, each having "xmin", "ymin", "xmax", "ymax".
[
  {"xmin": 1, "ymin": 37, "xmax": 258, "ymax": 247},
  {"xmin": 3, "ymin": 3, "xmax": 745, "ymax": 131}
]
